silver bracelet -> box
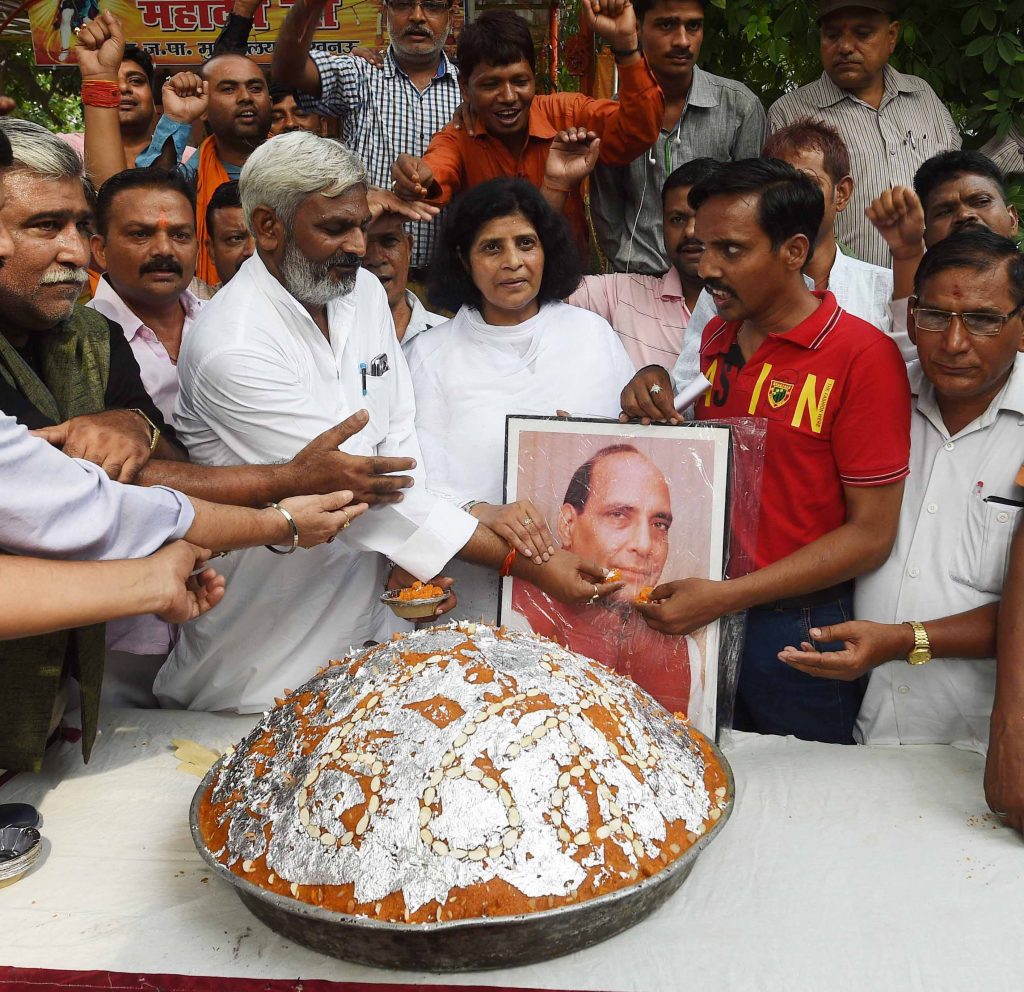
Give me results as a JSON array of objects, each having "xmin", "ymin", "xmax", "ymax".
[
  {"xmin": 264, "ymin": 502, "xmax": 299, "ymax": 555},
  {"xmin": 462, "ymin": 499, "xmax": 484, "ymax": 514}
]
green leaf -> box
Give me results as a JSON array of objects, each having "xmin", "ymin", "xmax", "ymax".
[
  {"xmin": 997, "ymin": 34, "xmax": 1020, "ymax": 65},
  {"xmin": 961, "ymin": 7, "xmax": 981, "ymax": 32},
  {"xmin": 964, "ymin": 35, "xmax": 995, "ymax": 57},
  {"xmin": 979, "ymin": 7, "xmax": 998, "ymax": 30},
  {"xmin": 984, "ymin": 45, "xmax": 1001, "ymax": 73}
]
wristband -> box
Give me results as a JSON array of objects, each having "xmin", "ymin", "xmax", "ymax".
[
  {"xmin": 81, "ymin": 80, "xmax": 121, "ymax": 108},
  {"xmin": 128, "ymin": 407, "xmax": 161, "ymax": 452},
  {"xmin": 499, "ymin": 546, "xmax": 517, "ymax": 578},
  {"xmin": 610, "ymin": 44, "xmax": 641, "ymax": 59},
  {"xmin": 265, "ymin": 502, "xmax": 299, "ymax": 555}
]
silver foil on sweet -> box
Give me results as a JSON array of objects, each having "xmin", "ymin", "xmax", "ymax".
[{"xmin": 208, "ymin": 623, "xmax": 711, "ymax": 916}]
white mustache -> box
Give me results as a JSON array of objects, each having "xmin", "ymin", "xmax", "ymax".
[{"xmin": 40, "ymin": 266, "xmax": 88, "ymax": 286}]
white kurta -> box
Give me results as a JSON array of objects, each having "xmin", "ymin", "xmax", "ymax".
[
  {"xmin": 405, "ymin": 301, "xmax": 637, "ymax": 621},
  {"xmin": 855, "ymin": 358, "xmax": 1024, "ymax": 753},
  {"xmin": 157, "ymin": 255, "xmax": 476, "ymax": 712}
]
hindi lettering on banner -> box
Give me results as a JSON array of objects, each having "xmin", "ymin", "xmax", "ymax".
[{"xmin": 29, "ymin": 0, "xmax": 382, "ymax": 67}]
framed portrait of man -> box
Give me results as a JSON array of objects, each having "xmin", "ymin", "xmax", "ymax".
[{"xmin": 499, "ymin": 417, "xmax": 731, "ymax": 737}]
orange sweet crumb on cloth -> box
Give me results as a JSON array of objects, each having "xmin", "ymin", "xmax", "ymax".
[{"xmin": 395, "ymin": 581, "xmax": 445, "ymax": 602}]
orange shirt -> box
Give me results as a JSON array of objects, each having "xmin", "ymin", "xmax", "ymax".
[{"xmin": 422, "ymin": 59, "xmax": 665, "ymax": 255}]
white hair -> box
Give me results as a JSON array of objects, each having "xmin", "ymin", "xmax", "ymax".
[
  {"xmin": 239, "ymin": 132, "xmax": 368, "ymax": 230},
  {"xmin": 0, "ymin": 117, "xmax": 86, "ymax": 184}
]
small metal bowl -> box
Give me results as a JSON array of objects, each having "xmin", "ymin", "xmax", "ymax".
[
  {"xmin": 380, "ymin": 589, "xmax": 450, "ymax": 620},
  {"xmin": 0, "ymin": 825, "xmax": 41, "ymax": 888}
]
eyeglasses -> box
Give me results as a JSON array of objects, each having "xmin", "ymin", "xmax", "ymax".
[
  {"xmin": 910, "ymin": 303, "xmax": 1024, "ymax": 337},
  {"xmin": 386, "ymin": 0, "xmax": 451, "ymax": 12}
]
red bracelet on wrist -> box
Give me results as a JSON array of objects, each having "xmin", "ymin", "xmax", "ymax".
[
  {"xmin": 499, "ymin": 547, "xmax": 517, "ymax": 578},
  {"xmin": 81, "ymin": 80, "xmax": 121, "ymax": 108}
]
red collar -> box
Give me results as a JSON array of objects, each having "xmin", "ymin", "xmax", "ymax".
[{"xmin": 702, "ymin": 291, "xmax": 844, "ymax": 356}]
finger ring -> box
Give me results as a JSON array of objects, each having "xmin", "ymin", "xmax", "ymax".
[
  {"xmin": 522, "ymin": 516, "xmax": 533, "ymax": 526},
  {"xmin": 326, "ymin": 536, "xmax": 335, "ymax": 544},
  {"xmin": 341, "ymin": 510, "xmax": 350, "ymax": 529},
  {"xmin": 991, "ymin": 808, "xmax": 1009, "ymax": 817},
  {"xmin": 649, "ymin": 384, "xmax": 663, "ymax": 395}
]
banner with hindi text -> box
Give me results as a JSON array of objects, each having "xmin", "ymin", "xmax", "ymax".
[{"xmin": 29, "ymin": 0, "xmax": 384, "ymax": 67}]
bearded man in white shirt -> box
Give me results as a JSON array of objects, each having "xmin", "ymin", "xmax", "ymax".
[
  {"xmin": 163, "ymin": 132, "xmax": 620, "ymax": 712},
  {"xmin": 778, "ymin": 230, "xmax": 1024, "ymax": 761}
]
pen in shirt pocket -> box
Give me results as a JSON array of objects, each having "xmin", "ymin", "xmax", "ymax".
[{"xmin": 360, "ymin": 362, "xmax": 368, "ymax": 397}]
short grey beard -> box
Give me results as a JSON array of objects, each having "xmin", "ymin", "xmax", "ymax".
[{"xmin": 279, "ymin": 239, "xmax": 357, "ymax": 306}]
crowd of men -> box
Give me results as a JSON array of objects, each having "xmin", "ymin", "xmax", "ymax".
[{"xmin": 2, "ymin": 0, "xmax": 1023, "ymax": 835}]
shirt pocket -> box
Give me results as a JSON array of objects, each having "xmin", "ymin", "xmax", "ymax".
[{"xmin": 949, "ymin": 497, "xmax": 1021, "ymax": 594}]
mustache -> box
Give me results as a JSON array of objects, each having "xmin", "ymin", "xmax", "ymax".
[
  {"xmin": 676, "ymin": 238, "xmax": 703, "ymax": 253},
  {"xmin": 402, "ymin": 27, "xmax": 434, "ymax": 38},
  {"xmin": 305, "ymin": 252, "xmax": 363, "ymax": 282},
  {"xmin": 40, "ymin": 265, "xmax": 88, "ymax": 286},
  {"xmin": 140, "ymin": 256, "xmax": 183, "ymax": 276},
  {"xmin": 668, "ymin": 48, "xmax": 693, "ymax": 57},
  {"xmin": 704, "ymin": 278, "xmax": 736, "ymax": 296}
]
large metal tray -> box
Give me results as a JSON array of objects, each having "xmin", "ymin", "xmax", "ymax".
[{"xmin": 189, "ymin": 735, "xmax": 734, "ymax": 972}]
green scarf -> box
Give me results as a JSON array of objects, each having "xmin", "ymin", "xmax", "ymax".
[{"xmin": 0, "ymin": 305, "xmax": 112, "ymax": 773}]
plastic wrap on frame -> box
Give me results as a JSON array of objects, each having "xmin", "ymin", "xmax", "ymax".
[
  {"xmin": 498, "ymin": 416, "xmax": 766, "ymax": 744},
  {"xmin": 701, "ymin": 418, "xmax": 767, "ymax": 740}
]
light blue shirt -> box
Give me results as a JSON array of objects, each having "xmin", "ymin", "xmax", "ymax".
[
  {"xmin": 135, "ymin": 117, "xmax": 242, "ymax": 183},
  {"xmin": 0, "ymin": 413, "xmax": 194, "ymax": 561}
]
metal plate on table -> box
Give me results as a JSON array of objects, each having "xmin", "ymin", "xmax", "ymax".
[{"xmin": 189, "ymin": 736, "xmax": 734, "ymax": 972}]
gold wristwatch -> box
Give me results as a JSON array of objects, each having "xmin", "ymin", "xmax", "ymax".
[
  {"xmin": 904, "ymin": 621, "xmax": 932, "ymax": 666},
  {"xmin": 128, "ymin": 408, "xmax": 161, "ymax": 452}
]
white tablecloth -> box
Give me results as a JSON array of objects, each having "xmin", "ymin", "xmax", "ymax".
[{"xmin": 1, "ymin": 709, "xmax": 1022, "ymax": 990}]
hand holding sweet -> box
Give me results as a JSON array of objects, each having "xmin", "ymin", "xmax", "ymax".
[{"xmin": 391, "ymin": 154, "xmax": 436, "ymax": 200}]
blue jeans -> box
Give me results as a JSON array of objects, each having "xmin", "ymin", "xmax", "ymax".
[{"xmin": 734, "ymin": 594, "xmax": 865, "ymax": 744}]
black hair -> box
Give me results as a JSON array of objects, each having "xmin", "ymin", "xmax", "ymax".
[
  {"xmin": 456, "ymin": 11, "xmax": 535, "ymax": 83},
  {"xmin": 269, "ymin": 84, "xmax": 302, "ymax": 105},
  {"xmin": 662, "ymin": 156, "xmax": 719, "ymax": 206},
  {"xmin": 205, "ymin": 180, "xmax": 242, "ymax": 237},
  {"xmin": 95, "ymin": 167, "xmax": 197, "ymax": 238},
  {"xmin": 914, "ymin": 150, "xmax": 1009, "ymax": 213},
  {"xmin": 563, "ymin": 444, "xmax": 643, "ymax": 512},
  {"xmin": 634, "ymin": 0, "xmax": 706, "ymax": 21},
  {"xmin": 122, "ymin": 44, "xmax": 156, "ymax": 92},
  {"xmin": 0, "ymin": 130, "xmax": 11, "ymax": 170},
  {"xmin": 427, "ymin": 178, "xmax": 581, "ymax": 313},
  {"xmin": 688, "ymin": 157, "xmax": 824, "ymax": 259},
  {"xmin": 914, "ymin": 228, "xmax": 1024, "ymax": 309}
]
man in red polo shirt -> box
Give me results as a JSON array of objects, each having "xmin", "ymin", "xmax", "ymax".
[
  {"xmin": 620, "ymin": 158, "xmax": 911, "ymax": 743},
  {"xmin": 390, "ymin": 6, "xmax": 664, "ymax": 258}
]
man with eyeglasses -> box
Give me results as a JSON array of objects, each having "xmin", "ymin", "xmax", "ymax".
[
  {"xmin": 778, "ymin": 229, "xmax": 1024, "ymax": 762},
  {"xmin": 272, "ymin": 0, "xmax": 460, "ymax": 276}
]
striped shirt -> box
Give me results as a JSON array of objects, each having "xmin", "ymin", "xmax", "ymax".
[
  {"xmin": 769, "ymin": 67, "xmax": 961, "ymax": 268},
  {"xmin": 981, "ymin": 124, "xmax": 1024, "ymax": 176},
  {"xmin": 590, "ymin": 65, "xmax": 767, "ymax": 275},
  {"xmin": 296, "ymin": 47, "xmax": 461, "ymax": 269}
]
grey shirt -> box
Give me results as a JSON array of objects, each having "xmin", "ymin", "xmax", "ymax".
[
  {"xmin": 590, "ymin": 65, "xmax": 767, "ymax": 275},
  {"xmin": 769, "ymin": 67, "xmax": 960, "ymax": 267},
  {"xmin": 981, "ymin": 124, "xmax": 1024, "ymax": 176}
]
